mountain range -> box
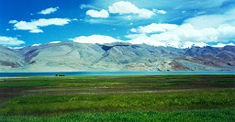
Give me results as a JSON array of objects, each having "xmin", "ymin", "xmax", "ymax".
[{"xmin": 1, "ymin": 41, "xmax": 235, "ymax": 72}]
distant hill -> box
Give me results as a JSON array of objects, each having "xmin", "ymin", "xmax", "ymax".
[{"xmin": 1, "ymin": 41, "xmax": 235, "ymax": 72}]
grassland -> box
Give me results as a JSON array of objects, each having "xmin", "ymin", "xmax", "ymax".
[{"xmin": 0, "ymin": 75, "xmax": 235, "ymax": 121}]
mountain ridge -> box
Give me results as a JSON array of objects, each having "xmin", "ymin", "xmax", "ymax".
[{"xmin": 1, "ymin": 41, "xmax": 235, "ymax": 72}]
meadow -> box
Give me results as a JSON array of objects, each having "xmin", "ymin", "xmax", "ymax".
[{"xmin": 0, "ymin": 75, "xmax": 234, "ymax": 121}]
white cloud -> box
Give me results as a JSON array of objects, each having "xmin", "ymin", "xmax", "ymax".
[
  {"xmin": 70, "ymin": 35, "xmax": 121, "ymax": 44},
  {"xmin": 78, "ymin": 7, "xmax": 235, "ymax": 48},
  {"xmin": 69, "ymin": 34, "xmax": 232, "ymax": 49},
  {"xmin": 182, "ymin": 42, "xmax": 208, "ymax": 48},
  {"xmin": 49, "ymin": 41, "xmax": 61, "ymax": 44},
  {"xmin": 10, "ymin": 18, "xmax": 71, "ymax": 33},
  {"xmin": 38, "ymin": 7, "xmax": 59, "ymax": 15},
  {"xmin": 128, "ymin": 23, "xmax": 235, "ymax": 48},
  {"xmin": 0, "ymin": 36, "xmax": 25, "ymax": 46},
  {"xmin": 32, "ymin": 44, "xmax": 41, "ymax": 46},
  {"xmin": 32, "ymin": 43, "xmax": 41, "ymax": 47},
  {"xmin": 109, "ymin": 1, "xmax": 139, "ymax": 14},
  {"xmin": 152, "ymin": 9, "xmax": 167, "ymax": 14},
  {"xmin": 156, "ymin": 10, "xmax": 167, "ymax": 14},
  {"xmin": 9, "ymin": 20, "xmax": 18, "ymax": 24},
  {"xmin": 130, "ymin": 28, "xmax": 137, "ymax": 32},
  {"xmin": 72, "ymin": 18, "xmax": 79, "ymax": 21},
  {"xmin": 129, "ymin": 23, "xmax": 234, "ymax": 48},
  {"xmin": 93, "ymin": 0, "xmax": 228, "ymax": 10},
  {"xmin": 86, "ymin": 9, "xmax": 109, "ymax": 18},
  {"xmin": 184, "ymin": 8, "xmax": 235, "ymax": 29},
  {"xmin": 9, "ymin": 46, "xmax": 25, "ymax": 49},
  {"xmin": 125, "ymin": 34, "xmax": 144, "ymax": 39},
  {"xmin": 80, "ymin": 4, "xmax": 98, "ymax": 10},
  {"xmin": 108, "ymin": 1, "xmax": 155, "ymax": 19},
  {"xmin": 213, "ymin": 42, "xmax": 235, "ymax": 47},
  {"xmin": 148, "ymin": 24, "xmax": 220, "ymax": 43},
  {"xmin": 29, "ymin": 29, "xmax": 43, "ymax": 33},
  {"xmin": 136, "ymin": 23, "xmax": 178, "ymax": 33},
  {"xmin": 126, "ymin": 34, "xmax": 167, "ymax": 47},
  {"xmin": 70, "ymin": 34, "xmax": 166, "ymax": 47},
  {"xmin": 125, "ymin": 33, "xmax": 209, "ymax": 48},
  {"xmin": 127, "ymin": 8, "xmax": 235, "ymax": 48}
]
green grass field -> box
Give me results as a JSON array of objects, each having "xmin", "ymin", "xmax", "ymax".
[{"xmin": 0, "ymin": 75, "xmax": 235, "ymax": 121}]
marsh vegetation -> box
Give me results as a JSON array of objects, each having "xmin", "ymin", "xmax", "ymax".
[{"xmin": 0, "ymin": 75, "xmax": 234, "ymax": 121}]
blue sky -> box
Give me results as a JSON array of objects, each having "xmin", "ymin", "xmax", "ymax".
[{"xmin": 1, "ymin": 0, "xmax": 235, "ymax": 48}]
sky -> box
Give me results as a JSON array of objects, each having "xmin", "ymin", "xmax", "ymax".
[{"xmin": 1, "ymin": 0, "xmax": 235, "ymax": 48}]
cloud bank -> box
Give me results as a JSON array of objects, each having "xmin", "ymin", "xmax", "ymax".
[{"xmin": 125, "ymin": 8, "xmax": 235, "ymax": 48}]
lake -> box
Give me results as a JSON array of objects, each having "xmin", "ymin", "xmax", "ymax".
[{"xmin": 0, "ymin": 71, "xmax": 235, "ymax": 77}]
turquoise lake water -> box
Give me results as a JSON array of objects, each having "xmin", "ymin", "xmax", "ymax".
[{"xmin": 0, "ymin": 71, "xmax": 235, "ymax": 77}]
